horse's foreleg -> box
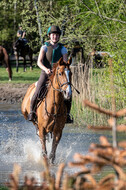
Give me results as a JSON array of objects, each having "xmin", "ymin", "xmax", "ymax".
[
  {"xmin": 16, "ymin": 57, "xmax": 19, "ymax": 72},
  {"xmin": 24, "ymin": 58, "xmax": 26, "ymax": 72},
  {"xmin": 39, "ymin": 126, "xmax": 47, "ymax": 158},
  {"xmin": 29, "ymin": 54, "xmax": 33, "ymax": 71},
  {"xmin": 49, "ymin": 132, "xmax": 62, "ymax": 164},
  {"xmin": 6, "ymin": 68, "xmax": 12, "ymax": 81}
]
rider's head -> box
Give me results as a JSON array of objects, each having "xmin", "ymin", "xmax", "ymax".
[
  {"xmin": 19, "ymin": 25, "xmax": 22, "ymax": 30},
  {"xmin": 47, "ymin": 25, "xmax": 61, "ymax": 44}
]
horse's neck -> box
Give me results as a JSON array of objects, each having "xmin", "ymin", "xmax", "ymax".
[
  {"xmin": 48, "ymin": 79, "xmax": 63, "ymax": 102},
  {"xmin": 44, "ymin": 76, "xmax": 64, "ymax": 113}
]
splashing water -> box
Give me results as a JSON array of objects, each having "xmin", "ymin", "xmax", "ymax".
[{"xmin": 0, "ymin": 103, "xmax": 102, "ymax": 185}]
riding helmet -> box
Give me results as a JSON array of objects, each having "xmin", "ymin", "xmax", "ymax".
[{"xmin": 47, "ymin": 25, "xmax": 61, "ymax": 36}]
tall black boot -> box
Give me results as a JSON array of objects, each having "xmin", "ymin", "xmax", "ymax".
[
  {"xmin": 28, "ymin": 93, "xmax": 38, "ymax": 122},
  {"xmin": 28, "ymin": 85, "xmax": 46, "ymax": 122}
]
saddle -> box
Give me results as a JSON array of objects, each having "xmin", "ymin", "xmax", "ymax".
[{"xmin": 37, "ymin": 84, "xmax": 48, "ymax": 107}]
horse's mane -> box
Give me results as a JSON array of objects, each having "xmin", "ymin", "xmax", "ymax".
[
  {"xmin": 49, "ymin": 62, "xmax": 59, "ymax": 82},
  {"xmin": 46, "ymin": 62, "xmax": 58, "ymax": 92},
  {"xmin": 46, "ymin": 59, "xmax": 69, "ymax": 94}
]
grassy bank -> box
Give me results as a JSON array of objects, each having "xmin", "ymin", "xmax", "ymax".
[
  {"xmin": 0, "ymin": 186, "xmax": 8, "ymax": 190},
  {"xmin": 70, "ymin": 64, "xmax": 126, "ymax": 126},
  {"xmin": 0, "ymin": 66, "xmax": 41, "ymax": 84},
  {"xmin": 0, "ymin": 65, "xmax": 125, "ymax": 126}
]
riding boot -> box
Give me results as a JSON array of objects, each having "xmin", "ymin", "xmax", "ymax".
[
  {"xmin": 28, "ymin": 93, "xmax": 38, "ymax": 122},
  {"xmin": 28, "ymin": 70, "xmax": 48, "ymax": 122},
  {"xmin": 28, "ymin": 85, "xmax": 47, "ymax": 122},
  {"xmin": 64, "ymin": 98, "xmax": 73, "ymax": 124}
]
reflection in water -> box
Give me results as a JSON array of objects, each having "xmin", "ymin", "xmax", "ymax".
[{"xmin": 0, "ymin": 103, "xmax": 110, "ymax": 185}]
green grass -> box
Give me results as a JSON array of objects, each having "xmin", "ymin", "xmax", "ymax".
[
  {"xmin": 0, "ymin": 186, "xmax": 8, "ymax": 190},
  {"xmin": 0, "ymin": 65, "xmax": 41, "ymax": 84}
]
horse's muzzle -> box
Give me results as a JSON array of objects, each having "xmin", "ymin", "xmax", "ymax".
[{"xmin": 63, "ymin": 85, "xmax": 72, "ymax": 100}]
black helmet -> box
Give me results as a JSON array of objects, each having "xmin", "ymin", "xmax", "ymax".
[{"xmin": 47, "ymin": 25, "xmax": 61, "ymax": 36}]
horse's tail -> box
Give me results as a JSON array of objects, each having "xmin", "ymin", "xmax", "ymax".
[{"xmin": 21, "ymin": 83, "xmax": 36, "ymax": 120}]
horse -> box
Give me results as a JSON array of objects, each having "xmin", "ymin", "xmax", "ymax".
[
  {"xmin": 90, "ymin": 49, "xmax": 112, "ymax": 68},
  {"xmin": 21, "ymin": 57, "xmax": 72, "ymax": 163},
  {"xmin": 71, "ymin": 46, "xmax": 84, "ymax": 63},
  {"xmin": 13, "ymin": 39, "xmax": 33, "ymax": 72},
  {"xmin": 0, "ymin": 46, "xmax": 12, "ymax": 81}
]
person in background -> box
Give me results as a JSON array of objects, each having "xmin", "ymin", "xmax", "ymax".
[
  {"xmin": 28, "ymin": 25, "xmax": 73, "ymax": 123},
  {"xmin": 17, "ymin": 26, "xmax": 28, "ymax": 45}
]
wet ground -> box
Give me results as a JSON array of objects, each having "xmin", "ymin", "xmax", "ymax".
[{"xmin": 0, "ymin": 103, "xmax": 109, "ymax": 185}]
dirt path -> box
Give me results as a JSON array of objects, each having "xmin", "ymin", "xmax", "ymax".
[{"xmin": 0, "ymin": 83, "xmax": 30, "ymax": 104}]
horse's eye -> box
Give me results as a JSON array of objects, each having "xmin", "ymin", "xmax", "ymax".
[{"xmin": 59, "ymin": 72, "xmax": 62, "ymax": 76}]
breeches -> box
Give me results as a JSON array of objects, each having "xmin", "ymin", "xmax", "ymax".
[
  {"xmin": 30, "ymin": 70, "xmax": 72, "ymax": 114},
  {"xmin": 30, "ymin": 70, "xmax": 48, "ymax": 111}
]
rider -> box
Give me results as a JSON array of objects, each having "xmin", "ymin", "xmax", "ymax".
[
  {"xmin": 28, "ymin": 25, "xmax": 73, "ymax": 123},
  {"xmin": 17, "ymin": 26, "xmax": 28, "ymax": 46}
]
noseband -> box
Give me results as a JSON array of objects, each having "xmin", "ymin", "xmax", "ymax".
[{"xmin": 55, "ymin": 67, "xmax": 71, "ymax": 91}]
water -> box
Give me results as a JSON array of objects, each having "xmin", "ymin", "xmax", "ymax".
[{"xmin": 0, "ymin": 103, "xmax": 111, "ymax": 185}]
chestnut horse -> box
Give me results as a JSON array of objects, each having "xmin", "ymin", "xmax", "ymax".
[
  {"xmin": 0, "ymin": 46, "xmax": 12, "ymax": 81},
  {"xmin": 21, "ymin": 57, "xmax": 72, "ymax": 163},
  {"xmin": 13, "ymin": 39, "xmax": 33, "ymax": 72}
]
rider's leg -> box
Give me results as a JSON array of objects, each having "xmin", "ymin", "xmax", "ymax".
[{"xmin": 28, "ymin": 71, "xmax": 48, "ymax": 121}]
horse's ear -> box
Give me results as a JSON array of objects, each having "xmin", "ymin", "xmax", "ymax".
[
  {"xmin": 58, "ymin": 57, "xmax": 63, "ymax": 65},
  {"xmin": 67, "ymin": 56, "xmax": 72, "ymax": 65}
]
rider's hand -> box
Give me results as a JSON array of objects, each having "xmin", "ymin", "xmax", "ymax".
[{"xmin": 45, "ymin": 68, "xmax": 51, "ymax": 75}]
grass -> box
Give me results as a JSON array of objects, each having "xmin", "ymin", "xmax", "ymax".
[
  {"xmin": 0, "ymin": 65, "xmax": 41, "ymax": 84},
  {"xmin": 0, "ymin": 186, "xmax": 8, "ymax": 190},
  {"xmin": 1, "ymin": 64, "xmax": 125, "ymax": 126}
]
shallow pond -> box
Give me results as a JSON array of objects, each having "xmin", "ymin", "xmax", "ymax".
[{"xmin": 0, "ymin": 103, "xmax": 113, "ymax": 185}]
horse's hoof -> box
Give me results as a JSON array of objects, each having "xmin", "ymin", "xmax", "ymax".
[
  {"xmin": 49, "ymin": 154, "xmax": 55, "ymax": 164},
  {"xmin": 9, "ymin": 79, "xmax": 12, "ymax": 82},
  {"xmin": 49, "ymin": 158, "xmax": 55, "ymax": 165},
  {"xmin": 36, "ymin": 129, "xmax": 39, "ymax": 136},
  {"xmin": 42, "ymin": 152, "xmax": 47, "ymax": 158}
]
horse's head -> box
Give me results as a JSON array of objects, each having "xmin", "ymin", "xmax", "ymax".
[
  {"xmin": 13, "ymin": 39, "xmax": 23, "ymax": 52},
  {"xmin": 52, "ymin": 57, "xmax": 72, "ymax": 100}
]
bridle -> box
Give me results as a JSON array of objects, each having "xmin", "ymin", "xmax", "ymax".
[
  {"xmin": 54, "ymin": 66, "xmax": 80, "ymax": 94},
  {"xmin": 45, "ymin": 65, "xmax": 71, "ymax": 118},
  {"xmin": 38, "ymin": 64, "xmax": 80, "ymax": 133},
  {"xmin": 50, "ymin": 66, "xmax": 71, "ymax": 92}
]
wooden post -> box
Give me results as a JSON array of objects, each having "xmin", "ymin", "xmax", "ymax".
[{"xmin": 109, "ymin": 58, "xmax": 117, "ymax": 148}]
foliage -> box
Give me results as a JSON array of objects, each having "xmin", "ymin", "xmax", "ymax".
[
  {"xmin": 0, "ymin": 187, "xmax": 8, "ymax": 190},
  {"xmin": 0, "ymin": 0, "xmax": 125, "ymax": 103}
]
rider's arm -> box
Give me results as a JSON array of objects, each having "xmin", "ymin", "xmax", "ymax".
[
  {"xmin": 37, "ymin": 46, "xmax": 51, "ymax": 74},
  {"xmin": 17, "ymin": 31, "xmax": 21, "ymax": 38},
  {"xmin": 22, "ymin": 31, "xmax": 26, "ymax": 38}
]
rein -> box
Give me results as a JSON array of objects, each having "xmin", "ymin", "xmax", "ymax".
[
  {"xmin": 45, "ymin": 67, "xmax": 68, "ymax": 118},
  {"xmin": 56, "ymin": 67, "xmax": 71, "ymax": 89},
  {"xmin": 44, "ymin": 66, "xmax": 80, "ymax": 123}
]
